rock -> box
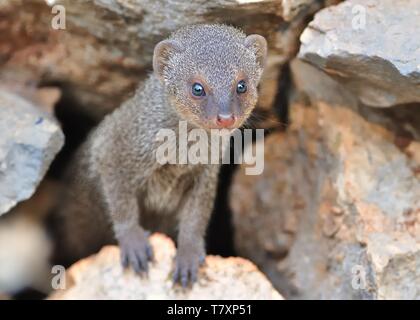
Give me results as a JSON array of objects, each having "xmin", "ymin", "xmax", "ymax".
[
  {"xmin": 281, "ymin": 0, "xmax": 316, "ymax": 21},
  {"xmin": 230, "ymin": 59, "xmax": 420, "ymax": 299},
  {"xmin": 0, "ymin": 0, "xmax": 323, "ymax": 120},
  {"xmin": 299, "ymin": 0, "xmax": 420, "ymax": 107},
  {"xmin": 0, "ymin": 181, "xmax": 57, "ymax": 295},
  {"xmin": 49, "ymin": 233, "xmax": 283, "ymax": 300},
  {"xmin": 0, "ymin": 213, "xmax": 51, "ymax": 295},
  {"xmin": 0, "ymin": 89, "xmax": 64, "ymax": 215}
]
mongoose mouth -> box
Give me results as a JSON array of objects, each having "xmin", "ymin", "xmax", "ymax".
[{"xmin": 216, "ymin": 113, "xmax": 236, "ymax": 128}]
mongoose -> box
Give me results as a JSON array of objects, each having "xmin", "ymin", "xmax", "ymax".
[{"xmin": 53, "ymin": 24, "xmax": 267, "ymax": 286}]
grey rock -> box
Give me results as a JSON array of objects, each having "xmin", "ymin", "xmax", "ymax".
[
  {"xmin": 299, "ymin": 0, "xmax": 420, "ymax": 107},
  {"xmin": 1, "ymin": 0, "xmax": 321, "ymax": 120},
  {"xmin": 49, "ymin": 233, "xmax": 283, "ymax": 300},
  {"xmin": 230, "ymin": 59, "xmax": 420, "ymax": 299},
  {"xmin": 0, "ymin": 90, "xmax": 64, "ymax": 215},
  {"xmin": 281, "ymin": 0, "xmax": 316, "ymax": 21}
]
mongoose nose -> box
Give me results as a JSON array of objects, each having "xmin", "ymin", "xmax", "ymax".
[{"xmin": 216, "ymin": 114, "xmax": 236, "ymax": 128}]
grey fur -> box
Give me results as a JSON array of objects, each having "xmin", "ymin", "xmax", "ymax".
[{"xmin": 54, "ymin": 24, "xmax": 267, "ymax": 286}]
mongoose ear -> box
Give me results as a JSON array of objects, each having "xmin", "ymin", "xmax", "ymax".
[
  {"xmin": 244, "ymin": 34, "xmax": 267, "ymax": 70},
  {"xmin": 153, "ymin": 40, "xmax": 184, "ymax": 82}
]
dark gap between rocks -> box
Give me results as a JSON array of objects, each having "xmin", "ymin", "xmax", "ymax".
[
  {"xmin": 274, "ymin": 63, "xmax": 291, "ymax": 129},
  {"xmin": 208, "ymin": 62, "xmax": 292, "ymax": 257},
  {"xmin": 47, "ymin": 86, "xmax": 98, "ymax": 179}
]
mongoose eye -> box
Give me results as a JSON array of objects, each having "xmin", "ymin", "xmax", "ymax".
[
  {"xmin": 192, "ymin": 83, "xmax": 206, "ymax": 97},
  {"xmin": 236, "ymin": 80, "xmax": 247, "ymax": 94}
]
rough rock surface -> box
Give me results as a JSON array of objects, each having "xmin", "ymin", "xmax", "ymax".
[
  {"xmin": 0, "ymin": 89, "xmax": 64, "ymax": 215},
  {"xmin": 299, "ymin": 0, "xmax": 420, "ymax": 107},
  {"xmin": 49, "ymin": 233, "xmax": 283, "ymax": 300},
  {"xmin": 230, "ymin": 59, "xmax": 420, "ymax": 299},
  {"xmin": 0, "ymin": 0, "xmax": 324, "ymax": 120}
]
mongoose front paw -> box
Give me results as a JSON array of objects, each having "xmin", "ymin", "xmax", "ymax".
[
  {"xmin": 173, "ymin": 244, "xmax": 205, "ymax": 288},
  {"xmin": 118, "ymin": 227, "xmax": 153, "ymax": 274}
]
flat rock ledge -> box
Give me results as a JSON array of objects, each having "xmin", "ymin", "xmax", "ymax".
[{"xmin": 49, "ymin": 233, "xmax": 283, "ymax": 300}]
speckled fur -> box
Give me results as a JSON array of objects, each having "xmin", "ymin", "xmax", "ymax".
[{"xmin": 53, "ymin": 24, "xmax": 266, "ymax": 285}]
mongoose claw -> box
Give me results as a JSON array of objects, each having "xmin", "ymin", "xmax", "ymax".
[
  {"xmin": 118, "ymin": 226, "xmax": 153, "ymax": 275},
  {"xmin": 173, "ymin": 246, "xmax": 205, "ymax": 288}
]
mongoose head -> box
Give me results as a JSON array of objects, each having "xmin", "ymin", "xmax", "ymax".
[{"xmin": 153, "ymin": 24, "xmax": 267, "ymax": 130}]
